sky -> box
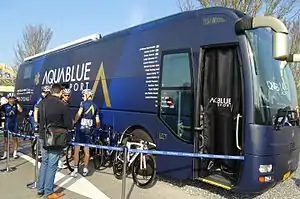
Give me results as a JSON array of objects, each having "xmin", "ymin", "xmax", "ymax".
[{"xmin": 0, "ymin": 0, "xmax": 180, "ymax": 66}]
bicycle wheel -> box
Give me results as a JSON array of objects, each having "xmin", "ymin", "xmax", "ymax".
[
  {"xmin": 24, "ymin": 121, "xmax": 33, "ymax": 135},
  {"xmin": 93, "ymin": 140, "xmax": 104, "ymax": 170},
  {"xmin": 112, "ymin": 151, "xmax": 131, "ymax": 180},
  {"xmin": 104, "ymin": 150, "xmax": 116, "ymax": 168},
  {"xmin": 132, "ymin": 154, "xmax": 157, "ymax": 189},
  {"xmin": 66, "ymin": 145, "xmax": 84, "ymax": 172},
  {"xmin": 99, "ymin": 150, "xmax": 115, "ymax": 170}
]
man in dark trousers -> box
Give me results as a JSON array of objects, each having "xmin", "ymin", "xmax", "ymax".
[{"xmin": 36, "ymin": 83, "xmax": 72, "ymax": 199}]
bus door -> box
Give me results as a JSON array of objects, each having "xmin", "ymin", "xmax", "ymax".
[
  {"xmin": 157, "ymin": 49, "xmax": 195, "ymax": 179},
  {"xmin": 194, "ymin": 45, "xmax": 243, "ymax": 181}
]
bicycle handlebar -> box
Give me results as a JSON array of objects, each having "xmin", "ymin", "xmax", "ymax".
[{"xmin": 126, "ymin": 139, "xmax": 156, "ymax": 150}]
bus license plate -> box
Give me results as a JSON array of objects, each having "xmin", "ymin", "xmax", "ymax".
[{"xmin": 283, "ymin": 171, "xmax": 291, "ymax": 181}]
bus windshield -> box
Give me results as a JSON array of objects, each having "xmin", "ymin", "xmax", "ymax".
[{"xmin": 246, "ymin": 29, "xmax": 298, "ymax": 125}]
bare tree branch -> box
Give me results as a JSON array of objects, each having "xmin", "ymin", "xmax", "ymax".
[
  {"xmin": 264, "ymin": 0, "xmax": 299, "ymax": 20},
  {"xmin": 286, "ymin": 16, "xmax": 300, "ymax": 102},
  {"xmin": 196, "ymin": 0, "xmax": 263, "ymax": 15},
  {"xmin": 13, "ymin": 24, "xmax": 53, "ymax": 68},
  {"xmin": 181, "ymin": 0, "xmax": 299, "ymax": 18},
  {"xmin": 177, "ymin": 0, "xmax": 200, "ymax": 11}
]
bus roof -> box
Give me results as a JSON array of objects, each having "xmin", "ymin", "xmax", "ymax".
[
  {"xmin": 22, "ymin": 7, "xmax": 245, "ymax": 63},
  {"xmin": 24, "ymin": 33, "xmax": 102, "ymax": 62}
]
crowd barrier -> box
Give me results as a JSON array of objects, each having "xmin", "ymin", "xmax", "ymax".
[
  {"xmin": 10, "ymin": 132, "xmax": 35, "ymax": 140},
  {"xmin": 1, "ymin": 131, "xmax": 245, "ymax": 199}
]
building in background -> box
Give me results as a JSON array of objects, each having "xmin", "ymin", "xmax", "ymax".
[{"xmin": 0, "ymin": 63, "xmax": 16, "ymax": 87}]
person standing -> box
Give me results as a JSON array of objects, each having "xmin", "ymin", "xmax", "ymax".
[
  {"xmin": 61, "ymin": 88, "xmax": 71, "ymax": 105},
  {"xmin": 0, "ymin": 93, "xmax": 22, "ymax": 160},
  {"xmin": 32, "ymin": 85, "xmax": 51, "ymax": 126},
  {"xmin": 36, "ymin": 83, "xmax": 72, "ymax": 199},
  {"xmin": 71, "ymin": 89, "xmax": 100, "ymax": 177},
  {"xmin": 0, "ymin": 96, "xmax": 7, "ymax": 131},
  {"xmin": 57, "ymin": 88, "xmax": 72, "ymax": 169}
]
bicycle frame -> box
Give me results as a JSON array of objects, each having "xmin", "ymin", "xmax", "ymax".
[{"xmin": 123, "ymin": 140, "xmax": 157, "ymax": 169}]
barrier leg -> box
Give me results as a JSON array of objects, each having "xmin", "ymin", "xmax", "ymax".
[
  {"xmin": 121, "ymin": 147, "xmax": 128, "ymax": 199},
  {"xmin": 27, "ymin": 134, "xmax": 39, "ymax": 189},
  {"xmin": 1, "ymin": 131, "xmax": 16, "ymax": 172}
]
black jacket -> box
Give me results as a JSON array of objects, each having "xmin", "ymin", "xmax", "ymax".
[{"xmin": 37, "ymin": 95, "xmax": 72, "ymax": 139}]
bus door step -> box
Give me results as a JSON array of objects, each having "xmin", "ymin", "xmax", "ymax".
[{"xmin": 197, "ymin": 174, "xmax": 234, "ymax": 190}]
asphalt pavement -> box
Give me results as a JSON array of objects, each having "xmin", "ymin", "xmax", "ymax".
[
  {"xmin": 0, "ymin": 137, "xmax": 202, "ymax": 199},
  {"xmin": 1, "ymin": 135, "xmax": 300, "ymax": 199}
]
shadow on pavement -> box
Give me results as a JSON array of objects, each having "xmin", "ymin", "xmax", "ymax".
[{"xmin": 292, "ymin": 177, "xmax": 300, "ymax": 188}]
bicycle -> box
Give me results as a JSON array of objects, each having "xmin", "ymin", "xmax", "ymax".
[
  {"xmin": 19, "ymin": 112, "xmax": 37, "ymax": 158},
  {"xmin": 65, "ymin": 128, "xmax": 104, "ymax": 172},
  {"xmin": 19, "ymin": 113, "xmax": 34, "ymax": 139},
  {"xmin": 113, "ymin": 137, "xmax": 157, "ymax": 189},
  {"xmin": 95, "ymin": 124, "xmax": 121, "ymax": 170}
]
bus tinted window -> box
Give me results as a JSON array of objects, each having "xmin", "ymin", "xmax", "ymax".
[
  {"xmin": 23, "ymin": 65, "xmax": 32, "ymax": 79},
  {"xmin": 246, "ymin": 29, "xmax": 298, "ymax": 125},
  {"xmin": 162, "ymin": 53, "xmax": 191, "ymax": 87},
  {"xmin": 159, "ymin": 50, "xmax": 193, "ymax": 143}
]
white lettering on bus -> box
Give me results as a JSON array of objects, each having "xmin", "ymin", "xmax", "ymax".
[
  {"xmin": 266, "ymin": 80, "xmax": 288, "ymax": 95},
  {"xmin": 42, "ymin": 62, "xmax": 91, "ymax": 84},
  {"xmin": 41, "ymin": 62, "xmax": 91, "ymax": 92},
  {"xmin": 209, "ymin": 97, "xmax": 232, "ymax": 108}
]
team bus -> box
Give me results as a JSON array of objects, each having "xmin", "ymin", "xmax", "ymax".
[{"xmin": 15, "ymin": 7, "xmax": 300, "ymax": 193}]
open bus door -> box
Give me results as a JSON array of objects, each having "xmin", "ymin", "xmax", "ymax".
[{"xmin": 194, "ymin": 45, "xmax": 244, "ymax": 188}]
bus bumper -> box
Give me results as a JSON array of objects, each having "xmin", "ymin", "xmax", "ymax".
[{"xmin": 234, "ymin": 150, "xmax": 300, "ymax": 193}]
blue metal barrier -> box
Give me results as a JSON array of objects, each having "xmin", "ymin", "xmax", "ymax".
[
  {"xmin": 71, "ymin": 142, "xmax": 244, "ymax": 160},
  {"xmin": 128, "ymin": 148, "xmax": 244, "ymax": 160},
  {"xmin": 10, "ymin": 132, "xmax": 35, "ymax": 140},
  {"xmin": 71, "ymin": 142, "xmax": 123, "ymax": 152},
  {"xmin": 9, "ymin": 132, "xmax": 245, "ymax": 160}
]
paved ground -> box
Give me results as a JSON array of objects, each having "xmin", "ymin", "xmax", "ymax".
[
  {"xmin": 0, "ymin": 137, "xmax": 203, "ymax": 199},
  {"xmin": 1, "ymin": 135, "xmax": 300, "ymax": 199}
]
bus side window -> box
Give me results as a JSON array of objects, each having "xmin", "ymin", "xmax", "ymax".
[
  {"xmin": 23, "ymin": 65, "xmax": 32, "ymax": 79},
  {"xmin": 158, "ymin": 50, "xmax": 194, "ymax": 143}
]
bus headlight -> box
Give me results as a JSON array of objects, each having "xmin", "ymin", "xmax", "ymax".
[{"xmin": 259, "ymin": 165, "xmax": 273, "ymax": 173}]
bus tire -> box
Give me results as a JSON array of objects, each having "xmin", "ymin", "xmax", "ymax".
[{"xmin": 129, "ymin": 128, "xmax": 154, "ymax": 144}]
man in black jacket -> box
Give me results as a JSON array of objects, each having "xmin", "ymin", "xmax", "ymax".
[{"xmin": 36, "ymin": 83, "xmax": 72, "ymax": 199}]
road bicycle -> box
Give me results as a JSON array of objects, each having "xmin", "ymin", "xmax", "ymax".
[
  {"xmin": 95, "ymin": 124, "xmax": 121, "ymax": 170},
  {"xmin": 65, "ymin": 127, "xmax": 104, "ymax": 172},
  {"xmin": 18, "ymin": 112, "xmax": 37, "ymax": 158},
  {"xmin": 113, "ymin": 136, "xmax": 157, "ymax": 189}
]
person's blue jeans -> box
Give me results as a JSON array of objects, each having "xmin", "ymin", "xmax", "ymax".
[
  {"xmin": 37, "ymin": 138, "xmax": 61, "ymax": 197},
  {"xmin": 29, "ymin": 116, "xmax": 35, "ymax": 127}
]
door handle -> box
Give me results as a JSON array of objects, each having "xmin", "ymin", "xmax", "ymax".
[{"xmin": 236, "ymin": 113, "xmax": 242, "ymax": 150}]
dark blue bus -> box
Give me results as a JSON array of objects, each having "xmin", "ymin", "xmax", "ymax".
[{"xmin": 15, "ymin": 7, "xmax": 300, "ymax": 193}]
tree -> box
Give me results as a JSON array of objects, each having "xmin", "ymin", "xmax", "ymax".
[
  {"xmin": 177, "ymin": 0, "xmax": 200, "ymax": 11},
  {"xmin": 287, "ymin": 16, "xmax": 300, "ymax": 102},
  {"xmin": 13, "ymin": 24, "xmax": 53, "ymax": 68},
  {"xmin": 177, "ymin": 0, "xmax": 299, "ymax": 20}
]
